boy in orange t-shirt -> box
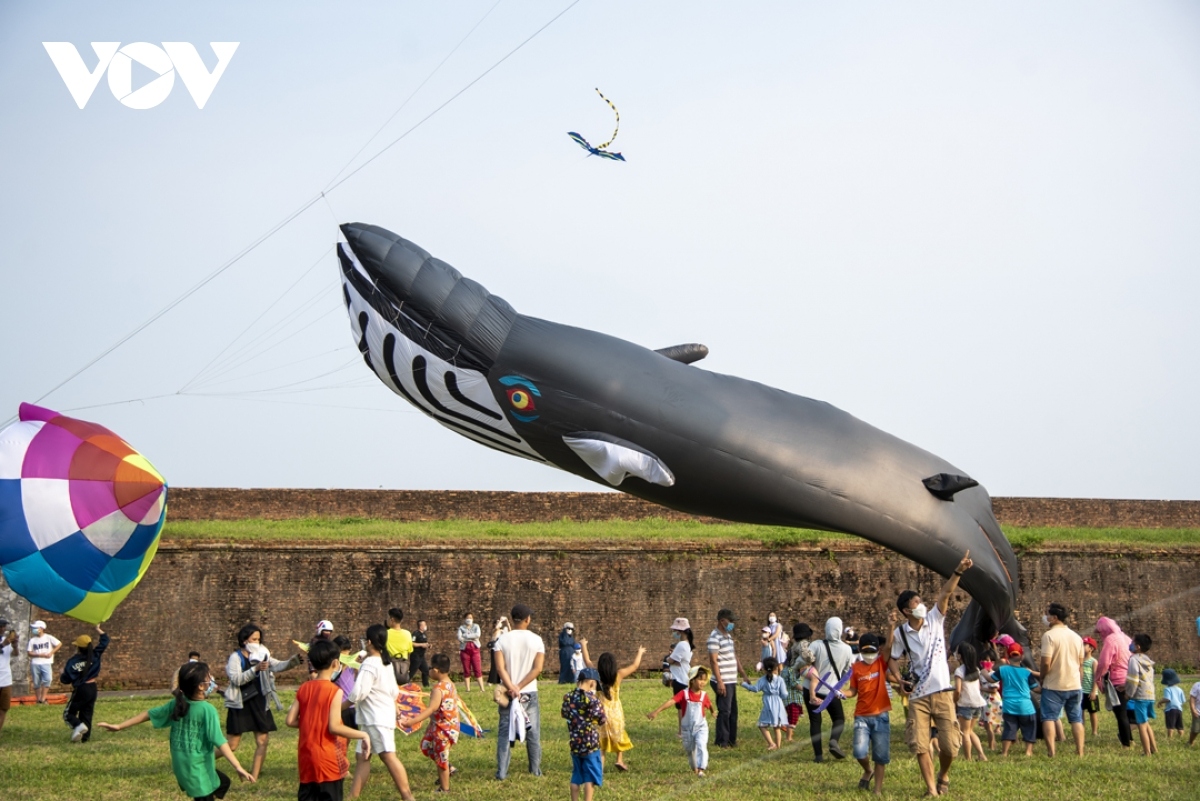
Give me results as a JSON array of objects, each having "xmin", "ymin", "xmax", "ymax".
[
  {"xmin": 286, "ymin": 640, "xmax": 370, "ymax": 801},
  {"xmin": 842, "ymin": 632, "xmax": 892, "ymax": 797}
]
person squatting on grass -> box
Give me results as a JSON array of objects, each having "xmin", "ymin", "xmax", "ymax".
[
  {"xmin": 888, "ymin": 552, "xmax": 972, "ymax": 797},
  {"xmin": 349, "ymin": 624, "xmax": 415, "ymax": 800},
  {"xmin": 399, "ymin": 653, "xmax": 461, "ymax": 793},
  {"xmin": 842, "ymin": 632, "xmax": 891, "ymax": 797},
  {"xmin": 99, "ymin": 661, "xmax": 254, "ymax": 801},
  {"xmin": 1123, "ymin": 633, "xmax": 1158, "ymax": 757},
  {"xmin": 741, "ymin": 656, "xmax": 788, "ymax": 751},
  {"xmin": 647, "ymin": 665, "xmax": 714, "ymax": 777},
  {"xmin": 562, "ymin": 666, "xmax": 608, "ymax": 801},
  {"xmin": 62, "ymin": 624, "xmax": 108, "ymax": 743},
  {"xmin": 286, "ymin": 639, "xmax": 370, "ymax": 801}
]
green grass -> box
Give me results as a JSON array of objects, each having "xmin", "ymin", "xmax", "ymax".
[
  {"xmin": 2, "ymin": 679, "xmax": 1197, "ymax": 800},
  {"xmin": 161, "ymin": 517, "xmax": 1200, "ymax": 550}
]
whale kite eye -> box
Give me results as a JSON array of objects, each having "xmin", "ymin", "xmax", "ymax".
[{"xmin": 498, "ymin": 375, "xmax": 541, "ymax": 422}]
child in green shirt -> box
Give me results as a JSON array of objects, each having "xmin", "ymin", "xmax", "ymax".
[{"xmin": 100, "ymin": 662, "xmax": 254, "ymax": 800}]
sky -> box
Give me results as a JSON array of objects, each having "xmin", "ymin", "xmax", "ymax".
[{"xmin": 1, "ymin": 1, "xmax": 1198, "ymax": 499}]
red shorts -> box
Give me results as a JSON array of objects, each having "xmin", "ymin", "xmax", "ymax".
[
  {"xmin": 420, "ymin": 727, "xmax": 457, "ymax": 769},
  {"xmin": 786, "ymin": 702, "xmax": 804, "ymax": 727},
  {"xmin": 460, "ymin": 643, "xmax": 482, "ymax": 678}
]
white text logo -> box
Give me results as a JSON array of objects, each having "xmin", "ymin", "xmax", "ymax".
[{"xmin": 43, "ymin": 42, "xmax": 239, "ymax": 109}]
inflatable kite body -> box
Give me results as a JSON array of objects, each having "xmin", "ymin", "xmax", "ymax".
[
  {"xmin": 338, "ymin": 223, "xmax": 1024, "ymax": 646},
  {"xmin": 0, "ymin": 403, "xmax": 166, "ymax": 623}
]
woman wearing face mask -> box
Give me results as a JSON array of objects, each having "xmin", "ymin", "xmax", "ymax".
[
  {"xmin": 667, "ymin": 618, "xmax": 694, "ymax": 726},
  {"xmin": 100, "ymin": 661, "xmax": 255, "ymax": 798},
  {"xmin": 1093, "ymin": 616, "xmax": 1134, "ymax": 747},
  {"xmin": 222, "ymin": 622, "xmax": 305, "ymax": 780},
  {"xmin": 764, "ymin": 613, "xmax": 786, "ymax": 664},
  {"xmin": 557, "ymin": 622, "xmax": 578, "ymax": 684},
  {"xmin": 457, "ymin": 614, "xmax": 483, "ymax": 694}
]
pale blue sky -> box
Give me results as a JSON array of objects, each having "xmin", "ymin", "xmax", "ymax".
[{"xmin": 1, "ymin": 1, "xmax": 1198, "ymax": 498}]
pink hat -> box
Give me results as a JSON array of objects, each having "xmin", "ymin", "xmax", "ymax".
[
  {"xmin": 991, "ymin": 634, "xmax": 1015, "ymax": 648},
  {"xmin": 670, "ymin": 617, "xmax": 691, "ymax": 631}
]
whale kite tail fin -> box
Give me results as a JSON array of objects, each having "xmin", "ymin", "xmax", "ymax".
[{"xmin": 951, "ymin": 599, "xmax": 1030, "ymax": 655}]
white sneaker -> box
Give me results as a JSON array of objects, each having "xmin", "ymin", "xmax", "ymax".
[{"xmin": 71, "ymin": 723, "xmax": 88, "ymax": 742}]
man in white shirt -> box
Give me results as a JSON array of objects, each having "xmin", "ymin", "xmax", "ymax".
[
  {"xmin": 888, "ymin": 552, "xmax": 972, "ymax": 798},
  {"xmin": 494, "ymin": 603, "xmax": 546, "ymax": 780},
  {"xmin": 27, "ymin": 620, "xmax": 61, "ymax": 704}
]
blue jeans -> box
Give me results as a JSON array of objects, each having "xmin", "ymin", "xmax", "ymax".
[
  {"xmin": 1040, "ymin": 688, "xmax": 1083, "ymax": 724},
  {"xmin": 31, "ymin": 663, "xmax": 52, "ymax": 688},
  {"xmin": 495, "ymin": 692, "xmax": 542, "ymax": 779},
  {"xmin": 852, "ymin": 712, "xmax": 890, "ymax": 765}
]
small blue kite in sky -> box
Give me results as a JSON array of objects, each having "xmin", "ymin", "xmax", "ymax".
[{"xmin": 567, "ymin": 88, "xmax": 625, "ymax": 162}]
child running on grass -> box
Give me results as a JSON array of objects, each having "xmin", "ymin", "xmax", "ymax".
[
  {"xmin": 1124, "ymin": 633, "xmax": 1158, "ymax": 756},
  {"xmin": 99, "ymin": 662, "xmax": 254, "ymax": 800},
  {"xmin": 286, "ymin": 639, "xmax": 370, "ymax": 801},
  {"xmin": 349, "ymin": 624, "xmax": 415, "ymax": 800},
  {"xmin": 562, "ymin": 667, "xmax": 608, "ymax": 801},
  {"xmin": 990, "ymin": 643, "xmax": 1040, "ymax": 756},
  {"xmin": 841, "ymin": 633, "xmax": 890, "ymax": 797},
  {"xmin": 740, "ymin": 656, "xmax": 788, "ymax": 750},
  {"xmin": 648, "ymin": 665, "xmax": 713, "ymax": 776},
  {"xmin": 399, "ymin": 653, "xmax": 460, "ymax": 793}
]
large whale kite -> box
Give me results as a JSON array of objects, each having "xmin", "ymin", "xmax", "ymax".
[{"xmin": 338, "ymin": 222, "xmax": 1025, "ymax": 647}]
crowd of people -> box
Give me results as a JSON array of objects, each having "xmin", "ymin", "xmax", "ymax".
[{"xmin": 1, "ymin": 571, "xmax": 1198, "ymax": 800}]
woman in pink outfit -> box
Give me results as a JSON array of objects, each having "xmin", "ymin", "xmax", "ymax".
[{"xmin": 1093, "ymin": 616, "xmax": 1133, "ymax": 747}]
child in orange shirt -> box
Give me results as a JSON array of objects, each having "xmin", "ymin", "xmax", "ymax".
[
  {"xmin": 841, "ymin": 633, "xmax": 891, "ymax": 797},
  {"xmin": 399, "ymin": 654, "xmax": 460, "ymax": 792},
  {"xmin": 286, "ymin": 639, "xmax": 370, "ymax": 801}
]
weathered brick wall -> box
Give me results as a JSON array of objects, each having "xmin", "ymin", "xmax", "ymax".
[
  {"xmin": 29, "ymin": 542, "xmax": 1200, "ymax": 690},
  {"xmin": 167, "ymin": 489, "xmax": 1200, "ymax": 528}
]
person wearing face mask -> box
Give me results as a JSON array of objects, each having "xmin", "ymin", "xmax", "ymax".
[
  {"xmin": 1038, "ymin": 602, "xmax": 1086, "ymax": 757},
  {"xmin": 707, "ymin": 608, "xmax": 749, "ymax": 748},
  {"xmin": 223, "ymin": 622, "xmax": 305, "ymax": 780},
  {"xmin": 666, "ymin": 618, "xmax": 694, "ymax": 722},
  {"xmin": 457, "ymin": 614, "xmax": 483, "ymax": 693},
  {"xmin": 558, "ymin": 622, "xmax": 578, "ymax": 684},
  {"xmin": 888, "ymin": 552, "xmax": 972, "ymax": 798},
  {"xmin": 1093, "ymin": 615, "xmax": 1134, "ymax": 748},
  {"xmin": 764, "ymin": 613, "xmax": 786, "ymax": 664},
  {"xmin": 842, "ymin": 633, "xmax": 892, "ymax": 796},
  {"xmin": 804, "ymin": 616, "xmax": 853, "ymax": 762}
]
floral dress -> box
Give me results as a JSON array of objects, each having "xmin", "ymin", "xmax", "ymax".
[
  {"xmin": 419, "ymin": 678, "xmax": 460, "ymax": 769},
  {"xmin": 598, "ymin": 680, "xmax": 633, "ymax": 754}
]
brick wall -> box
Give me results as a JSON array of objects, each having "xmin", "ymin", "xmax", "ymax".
[
  {"xmin": 29, "ymin": 541, "xmax": 1200, "ymax": 690},
  {"xmin": 167, "ymin": 489, "xmax": 1200, "ymax": 528}
]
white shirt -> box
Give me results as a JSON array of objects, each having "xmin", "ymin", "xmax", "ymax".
[
  {"xmin": 954, "ymin": 665, "xmax": 986, "ymax": 707},
  {"xmin": 668, "ymin": 640, "xmax": 693, "ymax": 686},
  {"xmin": 496, "ymin": 629, "xmax": 545, "ymax": 693},
  {"xmin": 28, "ymin": 634, "xmax": 61, "ymax": 665},
  {"xmin": 0, "ymin": 641, "xmax": 13, "ymax": 687},
  {"xmin": 890, "ymin": 604, "xmax": 952, "ymax": 698},
  {"xmin": 350, "ymin": 655, "xmax": 399, "ymax": 728}
]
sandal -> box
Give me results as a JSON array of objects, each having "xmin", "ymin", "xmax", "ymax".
[
  {"xmin": 858, "ymin": 778, "xmax": 872, "ymax": 791},
  {"xmin": 937, "ymin": 776, "xmax": 950, "ymax": 795}
]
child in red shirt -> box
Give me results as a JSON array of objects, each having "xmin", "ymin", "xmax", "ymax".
[
  {"xmin": 286, "ymin": 640, "xmax": 370, "ymax": 801},
  {"xmin": 647, "ymin": 665, "xmax": 714, "ymax": 776},
  {"xmin": 842, "ymin": 633, "xmax": 891, "ymax": 797}
]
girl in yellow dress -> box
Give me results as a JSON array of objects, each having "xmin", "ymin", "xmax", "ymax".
[{"xmin": 581, "ymin": 640, "xmax": 645, "ymax": 771}]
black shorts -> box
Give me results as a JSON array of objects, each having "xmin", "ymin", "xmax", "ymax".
[
  {"xmin": 193, "ymin": 770, "xmax": 231, "ymax": 801},
  {"xmin": 1081, "ymin": 695, "xmax": 1100, "ymax": 714},
  {"xmin": 1002, "ymin": 713, "xmax": 1037, "ymax": 743},
  {"xmin": 1165, "ymin": 709, "xmax": 1183, "ymax": 731},
  {"xmin": 298, "ymin": 780, "xmax": 345, "ymax": 801},
  {"xmin": 226, "ymin": 695, "xmax": 277, "ymax": 735}
]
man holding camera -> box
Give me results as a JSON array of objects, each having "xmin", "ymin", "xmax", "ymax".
[{"xmin": 888, "ymin": 552, "xmax": 973, "ymax": 798}]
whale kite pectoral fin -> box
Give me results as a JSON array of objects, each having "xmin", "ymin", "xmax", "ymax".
[
  {"xmin": 563, "ymin": 432, "xmax": 676, "ymax": 488},
  {"xmin": 923, "ymin": 473, "xmax": 980, "ymax": 501},
  {"xmin": 655, "ymin": 343, "xmax": 709, "ymax": 364}
]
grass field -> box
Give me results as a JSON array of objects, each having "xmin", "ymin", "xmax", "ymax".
[
  {"xmin": 2, "ymin": 679, "xmax": 1196, "ymax": 800},
  {"xmin": 161, "ymin": 518, "xmax": 1200, "ymax": 549}
]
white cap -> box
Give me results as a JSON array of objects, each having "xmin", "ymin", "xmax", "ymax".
[
  {"xmin": 563, "ymin": 622, "xmax": 574, "ymax": 630},
  {"xmin": 32, "ymin": 620, "xmax": 47, "ymax": 630}
]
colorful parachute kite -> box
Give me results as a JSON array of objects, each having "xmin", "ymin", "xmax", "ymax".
[
  {"xmin": 567, "ymin": 88, "xmax": 625, "ymax": 161},
  {"xmin": 0, "ymin": 403, "xmax": 166, "ymax": 624}
]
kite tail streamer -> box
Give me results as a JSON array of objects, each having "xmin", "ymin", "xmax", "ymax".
[{"xmin": 594, "ymin": 88, "xmax": 620, "ymax": 150}]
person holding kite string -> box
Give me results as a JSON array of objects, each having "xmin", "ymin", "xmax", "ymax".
[{"xmin": 888, "ymin": 552, "xmax": 973, "ymax": 798}]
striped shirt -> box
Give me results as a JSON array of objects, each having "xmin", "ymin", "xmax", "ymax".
[
  {"xmin": 1081, "ymin": 657, "xmax": 1096, "ymax": 694},
  {"xmin": 707, "ymin": 629, "xmax": 738, "ymax": 684}
]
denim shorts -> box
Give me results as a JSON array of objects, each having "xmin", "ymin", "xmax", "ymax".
[
  {"xmin": 956, "ymin": 705, "xmax": 985, "ymax": 721},
  {"xmin": 1040, "ymin": 688, "xmax": 1083, "ymax": 724},
  {"xmin": 1001, "ymin": 712, "xmax": 1037, "ymax": 743},
  {"xmin": 852, "ymin": 712, "xmax": 890, "ymax": 765},
  {"xmin": 30, "ymin": 663, "xmax": 52, "ymax": 688}
]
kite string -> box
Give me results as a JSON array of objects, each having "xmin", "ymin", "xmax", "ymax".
[{"xmin": 11, "ymin": 0, "xmax": 584, "ymax": 423}]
